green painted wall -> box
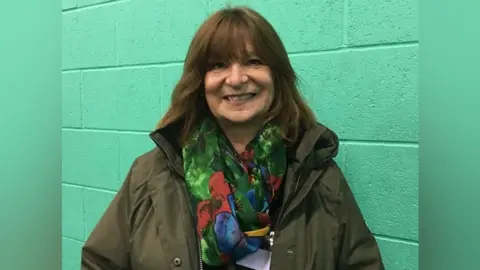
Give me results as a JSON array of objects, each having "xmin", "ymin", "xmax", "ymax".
[{"xmin": 61, "ymin": 0, "xmax": 418, "ymax": 269}]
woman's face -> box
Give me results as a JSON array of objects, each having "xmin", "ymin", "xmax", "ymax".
[{"xmin": 204, "ymin": 45, "xmax": 274, "ymax": 125}]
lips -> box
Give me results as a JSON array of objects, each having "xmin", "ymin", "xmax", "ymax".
[{"xmin": 223, "ymin": 93, "xmax": 258, "ymax": 101}]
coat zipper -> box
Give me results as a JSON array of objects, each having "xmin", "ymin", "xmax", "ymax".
[{"xmin": 197, "ymin": 237, "xmax": 203, "ymax": 270}]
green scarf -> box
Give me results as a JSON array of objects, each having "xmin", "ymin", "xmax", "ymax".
[{"xmin": 182, "ymin": 118, "xmax": 286, "ymax": 266}]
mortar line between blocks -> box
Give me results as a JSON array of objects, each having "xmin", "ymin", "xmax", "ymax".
[
  {"xmin": 62, "ymin": 61, "xmax": 185, "ymax": 72},
  {"xmin": 79, "ymin": 72, "xmax": 84, "ymax": 128},
  {"xmin": 342, "ymin": 0, "xmax": 348, "ymax": 46},
  {"xmin": 117, "ymin": 132, "xmax": 121, "ymax": 188},
  {"xmin": 289, "ymin": 41, "xmax": 419, "ymax": 58},
  {"xmin": 82, "ymin": 186, "xmax": 87, "ymax": 241},
  {"xmin": 64, "ymin": 182, "xmax": 118, "ymax": 194},
  {"xmin": 114, "ymin": 9, "xmax": 118, "ymax": 66},
  {"xmin": 62, "ymin": 235, "xmax": 85, "ymax": 243},
  {"xmin": 374, "ymin": 234, "xmax": 418, "ymax": 246},
  {"xmin": 159, "ymin": 66, "xmax": 165, "ymax": 115},
  {"xmin": 62, "ymin": 0, "xmax": 131, "ymax": 14},
  {"xmin": 340, "ymin": 139, "xmax": 418, "ymax": 147},
  {"xmin": 63, "ymin": 127, "xmax": 150, "ymax": 135}
]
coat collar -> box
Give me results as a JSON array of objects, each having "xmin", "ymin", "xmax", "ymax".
[{"xmin": 149, "ymin": 118, "xmax": 339, "ymax": 179}]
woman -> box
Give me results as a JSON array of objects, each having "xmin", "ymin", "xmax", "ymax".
[{"xmin": 81, "ymin": 6, "xmax": 384, "ymax": 270}]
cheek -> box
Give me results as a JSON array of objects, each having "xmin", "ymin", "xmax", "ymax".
[
  {"xmin": 204, "ymin": 73, "xmax": 224, "ymax": 94},
  {"xmin": 204, "ymin": 74, "xmax": 222, "ymax": 114},
  {"xmin": 252, "ymin": 68, "xmax": 274, "ymax": 92}
]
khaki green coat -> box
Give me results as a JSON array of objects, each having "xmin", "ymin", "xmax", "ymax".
[{"xmin": 81, "ymin": 121, "xmax": 385, "ymax": 270}]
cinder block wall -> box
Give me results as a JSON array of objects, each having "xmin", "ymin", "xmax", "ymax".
[{"xmin": 61, "ymin": 0, "xmax": 418, "ymax": 269}]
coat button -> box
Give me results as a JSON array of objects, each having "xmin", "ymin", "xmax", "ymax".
[{"xmin": 173, "ymin": 257, "xmax": 182, "ymax": 266}]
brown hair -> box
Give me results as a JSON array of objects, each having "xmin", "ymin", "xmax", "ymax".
[{"xmin": 157, "ymin": 6, "xmax": 317, "ymax": 144}]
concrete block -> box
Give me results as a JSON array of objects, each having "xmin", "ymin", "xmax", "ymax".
[
  {"xmin": 62, "ymin": 6, "xmax": 116, "ymax": 69},
  {"xmin": 376, "ymin": 237, "xmax": 418, "ymax": 270},
  {"xmin": 82, "ymin": 67, "xmax": 163, "ymax": 131},
  {"xmin": 62, "ymin": 72, "xmax": 82, "ymax": 128},
  {"xmin": 290, "ymin": 45, "xmax": 418, "ymax": 142},
  {"xmin": 347, "ymin": 0, "xmax": 418, "ymax": 45},
  {"xmin": 62, "ymin": 129, "xmax": 120, "ymax": 190},
  {"xmin": 211, "ymin": 0, "xmax": 344, "ymax": 52},
  {"xmin": 116, "ymin": 0, "xmax": 210, "ymax": 65},
  {"xmin": 62, "ymin": 237, "xmax": 84, "ymax": 270},
  {"xmin": 118, "ymin": 132, "xmax": 155, "ymax": 177},
  {"xmin": 344, "ymin": 143, "xmax": 418, "ymax": 241},
  {"xmin": 62, "ymin": 0, "xmax": 77, "ymax": 10},
  {"xmin": 160, "ymin": 64, "xmax": 184, "ymax": 115},
  {"xmin": 84, "ymin": 188, "xmax": 116, "ymax": 237},
  {"xmin": 62, "ymin": 184, "xmax": 85, "ymax": 241}
]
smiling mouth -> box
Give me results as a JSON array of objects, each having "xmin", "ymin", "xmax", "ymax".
[{"xmin": 223, "ymin": 93, "xmax": 258, "ymax": 101}]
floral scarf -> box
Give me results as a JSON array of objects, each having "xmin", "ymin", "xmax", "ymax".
[{"xmin": 182, "ymin": 118, "xmax": 286, "ymax": 266}]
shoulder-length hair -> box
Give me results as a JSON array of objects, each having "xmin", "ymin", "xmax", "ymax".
[{"xmin": 157, "ymin": 6, "xmax": 317, "ymax": 144}]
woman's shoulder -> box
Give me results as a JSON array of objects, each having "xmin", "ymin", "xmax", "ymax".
[
  {"xmin": 314, "ymin": 159, "xmax": 346, "ymax": 196},
  {"xmin": 125, "ymin": 147, "xmax": 174, "ymax": 192}
]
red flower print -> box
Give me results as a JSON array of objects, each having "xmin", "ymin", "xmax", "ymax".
[
  {"xmin": 209, "ymin": 172, "xmax": 232, "ymax": 213},
  {"xmin": 196, "ymin": 200, "xmax": 212, "ymax": 236},
  {"xmin": 196, "ymin": 172, "xmax": 233, "ymax": 236}
]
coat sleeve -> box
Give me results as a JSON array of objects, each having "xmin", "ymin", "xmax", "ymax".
[
  {"xmin": 337, "ymin": 170, "xmax": 385, "ymax": 270},
  {"xmin": 81, "ymin": 162, "xmax": 136, "ymax": 270}
]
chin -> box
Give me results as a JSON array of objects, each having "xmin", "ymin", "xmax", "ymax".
[
  {"xmin": 223, "ymin": 116, "xmax": 256, "ymax": 124},
  {"xmin": 221, "ymin": 112, "xmax": 261, "ymax": 124}
]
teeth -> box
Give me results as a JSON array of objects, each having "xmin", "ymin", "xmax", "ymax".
[{"xmin": 227, "ymin": 93, "xmax": 255, "ymax": 101}]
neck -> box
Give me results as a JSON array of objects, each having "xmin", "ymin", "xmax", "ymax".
[{"xmin": 217, "ymin": 118, "xmax": 264, "ymax": 154}]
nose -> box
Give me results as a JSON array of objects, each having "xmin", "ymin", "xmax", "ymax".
[{"xmin": 225, "ymin": 63, "xmax": 248, "ymax": 88}]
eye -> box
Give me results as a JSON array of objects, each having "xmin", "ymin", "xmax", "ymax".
[
  {"xmin": 209, "ymin": 61, "xmax": 226, "ymax": 70},
  {"xmin": 247, "ymin": 58, "xmax": 263, "ymax": 66},
  {"xmin": 213, "ymin": 62, "xmax": 225, "ymax": 69}
]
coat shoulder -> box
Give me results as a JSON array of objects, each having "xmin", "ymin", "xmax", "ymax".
[
  {"xmin": 127, "ymin": 147, "xmax": 172, "ymax": 191},
  {"xmin": 315, "ymin": 160, "xmax": 345, "ymax": 196},
  {"xmin": 313, "ymin": 160, "xmax": 352, "ymax": 218}
]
